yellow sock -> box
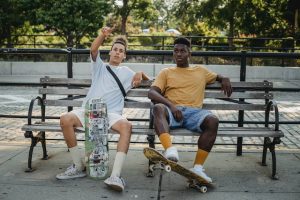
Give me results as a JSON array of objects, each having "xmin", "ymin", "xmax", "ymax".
[
  {"xmin": 194, "ymin": 149, "xmax": 209, "ymax": 165},
  {"xmin": 159, "ymin": 133, "xmax": 172, "ymax": 150}
]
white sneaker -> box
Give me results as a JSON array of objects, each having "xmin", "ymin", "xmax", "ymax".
[
  {"xmin": 164, "ymin": 146, "xmax": 179, "ymax": 162},
  {"xmin": 104, "ymin": 176, "xmax": 126, "ymax": 192},
  {"xmin": 56, "ymin": 164, "xmax": 86, "ymax": 180},
  {"xmin": 190, "ymin": 165, "xmax": 212, "ymax": 183}
]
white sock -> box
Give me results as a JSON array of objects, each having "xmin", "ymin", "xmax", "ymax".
[
  {"xmin": 111, "ymin": 152, "xmax": 126, "ymax": 177},
  {"xmin": 69, "ymin": 146, "xmax": 84, "ymax": 171}
]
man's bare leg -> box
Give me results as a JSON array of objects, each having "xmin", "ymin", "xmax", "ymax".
[
  {"xmin": 103, "ymin": 119, "xmax": 132, "ymax": 191},
  {"xmin": 190, "ymin": 115, "xmax": 219, "ymax": 183},
  {"xmin": 152, "ymin": 103, "xmax": 179, "ymax": 161},
  {"xmin": 60, "ymin": 112, "xmax": 85, "ymax": 171},
  {"xmin": 109, "ymin": 119, "xmax": 132, "ymax": 177}
]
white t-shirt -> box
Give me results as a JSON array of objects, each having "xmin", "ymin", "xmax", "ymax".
[{"xmin": 83, "ymin": 53, "xmax": 135, "ymax": 115}]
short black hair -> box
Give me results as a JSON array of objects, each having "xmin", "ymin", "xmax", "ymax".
[{"xmin": 174, "ymin": 37, "xmax": 191, "ymax": 48}]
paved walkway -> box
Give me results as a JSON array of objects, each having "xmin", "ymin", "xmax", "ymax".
[{"xmin": 0, "ymin": 143, "xmax": 299, "ymax": 200}]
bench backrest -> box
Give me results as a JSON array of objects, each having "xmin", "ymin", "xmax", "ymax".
[{"xmin": 39, "ymin": 76, "xmax": 273, "ymax": 112}]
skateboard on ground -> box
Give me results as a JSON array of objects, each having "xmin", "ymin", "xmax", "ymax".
[
  {"xmin": 84, "ymin": 97, "xmax": 109, "ymax": 179},
  {"xmin": 143, "ymin": 147, "xmax": 213, "ymax": 193}
]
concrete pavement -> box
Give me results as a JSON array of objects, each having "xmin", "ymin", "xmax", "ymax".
[{"xmin": 0, "ymin": 143, "xmax": 299, "ymax": 200}]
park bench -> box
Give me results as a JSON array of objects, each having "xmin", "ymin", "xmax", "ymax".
[{"xmin": 21, "ymin": 76, "xmax": 283, "ymax": 179}]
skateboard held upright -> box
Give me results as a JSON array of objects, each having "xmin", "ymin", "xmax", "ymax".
[
  {"xmin": 84, "ymin": 98, "xmax": 109, "ymax": 179},
  {"xmin": 144, "ymin": 147, "xmax": 213, "ymax": 193}
]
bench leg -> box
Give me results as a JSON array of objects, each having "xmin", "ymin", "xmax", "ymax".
[
  {"xmin": 40, "ymin": 132, "xmax": 48, "ymax": 160},
  {"xmin": 270, "ymin": 144, "xmax": 278, "ymax": 180},
  {"xmin": 146, "ymin": 135, "xmax": 155, "ymax": 177},
  {"xmin": 261, "ymin": 137, "xmax": 268, "ymax": 166},
  {"xmin": 261, "ymin": 137, "xmax": 280, "ymax": 180},
  {"xmin": 25, "ymin": 132, "xmax": 48, "ymax": 172},
  {"xmin": 236, "ymin": 137, "xmax": 243, "ymax": 156},
  {"xmin": 25, "ymin": 136, "xmax": 38, "ymax": 172},
  {"xmin": 270, "ymin": 138, "xmax": 281, "ymax": 180}
]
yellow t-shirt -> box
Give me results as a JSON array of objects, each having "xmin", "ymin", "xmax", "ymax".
[{"xmin": 152, "ymin": 66, "xmax": 217, "ymax": 108}]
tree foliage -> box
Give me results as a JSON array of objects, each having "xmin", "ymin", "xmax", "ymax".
[
  {"xmin": 0, "ymin": 0, "xmax": 28, "ymax": 47},
  {"xmin": 112, "ymin": 0, "xmax": 158, "ymax": 34},
  {"xmin": 33, "ymin": 0, "xmax": 111, "ymax": 47}
]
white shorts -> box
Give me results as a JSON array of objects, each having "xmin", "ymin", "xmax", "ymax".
[{"xmin": 70, "ymin": 108, "xmax": 126, "ymax": 130}]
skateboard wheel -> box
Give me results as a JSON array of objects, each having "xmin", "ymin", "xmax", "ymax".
[
  {"xmin": 200, "ymin": 186, "xmax": 207, "ymax": 193},
  {"xmin": 164, "ymin": 165, "xmax": 171, "ymax": 172}
]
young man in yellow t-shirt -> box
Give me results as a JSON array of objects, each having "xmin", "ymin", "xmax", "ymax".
[{"xmin": 148, "ymin": 37, "xmax": 232, "ymax": 183}]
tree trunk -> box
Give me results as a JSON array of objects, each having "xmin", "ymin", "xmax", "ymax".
[
  {"xmin": 66, "ymin": 35, "xmax": 74, "ymax": 48},
  {"xmin": 295, "ymin": 9, "xmax": 299, "ymax": 34},
  {"xmin": 121, "ymin": 16, "xmax": 127, "ymax": 35},
  {"xmin": 228, "ymin": 17, "xmax": 234, "ymax": 50}
]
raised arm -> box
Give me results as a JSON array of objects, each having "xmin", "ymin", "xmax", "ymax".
[
  {"xmin": 90, "ymin": 27, "xmax": 114, "ymax": 62},
  {"xmin": 216, "ymin": 74, "xmax": 232, "ymax": 97}
]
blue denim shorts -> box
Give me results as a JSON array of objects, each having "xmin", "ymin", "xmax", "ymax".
[{"xmin": 166, "ymin": 106, "xmax": 215, "ymax": 133}]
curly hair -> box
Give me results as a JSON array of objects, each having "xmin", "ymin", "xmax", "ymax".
[{"xmin": 112, "ymin": 35, "xmax": 128, "ymax": 51}]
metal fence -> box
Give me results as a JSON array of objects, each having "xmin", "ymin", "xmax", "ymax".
[{"xmin": 1, "ymin": 35, "xmax": 300, "ymax": 52}]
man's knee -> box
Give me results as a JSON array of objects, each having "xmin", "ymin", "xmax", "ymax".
[
  {"xmin": 153, "ymin": 103, "xmax": 167, "ymax": 116},
  {"xmin": 118, "ymin": 120, "xmax": 132, "ymax": 133},
  {"xmin": 201, "ymin": 115, "xmax": 219, "ymax": 131},
  {"xmin": 60, "ymin": 113, "xmax": 77, "ymax": 128}
]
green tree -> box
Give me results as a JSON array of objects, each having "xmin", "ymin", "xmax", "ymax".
[
  {"xmin": 153, "ymin": 0, "xmax": 175, "ymax": 30},
  {"xmin": 170, "ymin": 0, "xmax": 202, "ymax": 34},
  {"xmin": 0, "ymin": 0, "xmax": 28, "ymax": 47},
  {"xmin": 34, "ymin": 0, "xmax": 111, "ymax": 47},
  {"xmin": 113, "ymin": 0, "xmax": 157, "ymax": 34}
]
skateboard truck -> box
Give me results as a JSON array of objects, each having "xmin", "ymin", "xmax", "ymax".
[{"xmin": 187, "ymin": 180, "xmax": 208, "ymax": 193}]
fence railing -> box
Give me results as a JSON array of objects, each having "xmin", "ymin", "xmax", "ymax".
[
  {"xmin": 1, "ymin": 48, "xmax": 299, "ymax": 79},
  {"xmin": 1, "ymin": 35, "xmax": 299, "ymax": 52}
]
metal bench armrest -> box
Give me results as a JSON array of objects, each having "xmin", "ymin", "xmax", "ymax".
[
  {"xmin": 265, "ymin": 100, "xmax": 280, "ymax": 131},
  {"xmin": 27, "ymin": 96, "xmax": 44, "ymax": 125}
]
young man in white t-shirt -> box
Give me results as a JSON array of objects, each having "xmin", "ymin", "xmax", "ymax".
[{"xmin": 56, "ymin": 27, "xmax": 149, "ymax": 192}]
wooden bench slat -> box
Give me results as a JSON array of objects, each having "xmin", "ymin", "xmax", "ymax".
[
  {"xmin": 205, "ymin": 92, "xmax": 273, "ymax": 99},
  {"xmin": 41, "ymin": 77, "xmax": 91, "ymax": 86},
  {"xmin": 203, "ymin": 104, "xmax": 266, "ymax": 110},
  {"xmin": 39, "ymin": 88, "xmax": 273, "ymax": 100},
  {"xmin": 126, "ymin": 89, "xmax": 149, "ymax": 97},
  {"xmin": 39, "ymin": 88, "xmax": 89, "ymax": 95},
  {"xmin": 124, "ymin": 101, "xmax": 151, "ymax": 108},
  {"xmin": 22, "ymin": 124, "xmax": 154, "ymax": 135},
  {"xmin": 44, "ymin": 100, "xmax": 83, "ymax": 107},
  {"xmin": 39, "ymin": 88, "xmax": 149, "ymax": 97},
  {"xmin": 41, "ymin": 77, "xmax": 272, "ymax": 89},
  {"xmin": 41, "ymin": 77, "xmax": 152, "ymax": 87},
  {"xmin": 206, "ymin": 82, "xmax": 273, "ymax": 89},
  {"xmin": 43, "ymin": 99, "xmax": 266, "ymax": 111},
  {"xmin": 22, "ymin": 124, "xmax": 282, "ymax": 138}
]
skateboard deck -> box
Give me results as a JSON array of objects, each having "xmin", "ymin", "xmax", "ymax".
[
  {"xmin": 84, "ymin": 97, "xmax": 109, "ymax": 179},
  {"xmin": 144, "ymin": 147, "xmax": 213, "ymax": 193}
]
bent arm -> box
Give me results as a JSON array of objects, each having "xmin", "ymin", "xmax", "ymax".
[
  {"xmin": 148, "ymin": 86, "xmax": 174, "ymax": 108},
  {"xmin": 216, "ymin": 74, "xmax": 232, "ymax": 97},
  {"xmin": 131, "ymin": 71, "xmax": 150, "ymax": 87}
]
